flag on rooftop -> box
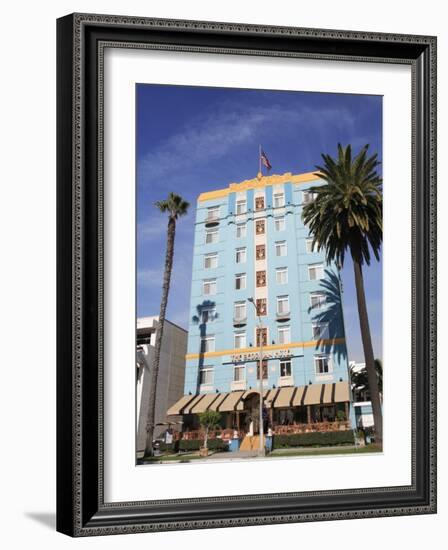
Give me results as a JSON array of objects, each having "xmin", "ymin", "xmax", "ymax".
[{"xmin": 260, "ymin": 149, "xmax": 272, "ymax": 172}]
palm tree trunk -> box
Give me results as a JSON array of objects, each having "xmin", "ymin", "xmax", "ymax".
[
  {"xmin": 353, "ymin": 259, "xmax": 383, "ymax": 445},
  {"xmin": 144, "ymin": 216, "xmax": 176, "ymax": 457}
]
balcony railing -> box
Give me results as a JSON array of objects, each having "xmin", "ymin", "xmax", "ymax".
[
  {"xmin": 233, "ymin": 315, "xmax": 247, "ymax": 326},
  {"xmin": 173, "ymin": 422, "xmax": 351, "ymax": 442},
  {"xmin": 273, "ymin": 421, "xmax": 351, "ymax": 435},
  {"xmin": 276, "ymin": 310, "xmax": 291, "ymax": 321}
]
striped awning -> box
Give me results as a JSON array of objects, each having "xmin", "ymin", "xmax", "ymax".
[
  {"xmin": 218, "ymin": 390, "xmax": 245, "ymax": 412},
  {"xmin": 166, "ymin": 381, "xmax": 351, "ymax": 416},
  {"xmin": 166, "ymin": 394, "xmax": 197, "ymax": 416},
  {"xmin": 274, "ymin": 381, "xmax": 351, "ymax": 408},
  {"xmin": 190, "ymin": 392, "xmax": 221, "ymax": 414},
  {"xmin": 334, "ymin": 381, "xmax": 351, "ymax": 402}
]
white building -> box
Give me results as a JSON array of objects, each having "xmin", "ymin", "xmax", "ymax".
[{"xmin": 136, "ymin": 316, "xmax": 187, "ymax": 452}]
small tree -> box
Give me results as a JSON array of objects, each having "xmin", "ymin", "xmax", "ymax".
[{"xmin": 198, "ymin": 410, "xmax": 221, "ymax": 449}]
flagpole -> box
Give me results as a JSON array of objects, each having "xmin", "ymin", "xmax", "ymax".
[{"xmin": 259, "ymin": 144, "xmax": 262, "ymax": 175}]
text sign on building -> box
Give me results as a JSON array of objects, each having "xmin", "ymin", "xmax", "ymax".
[{"xmin": 230, "ymin": 349, "xmax": 293, "ymax": 363}]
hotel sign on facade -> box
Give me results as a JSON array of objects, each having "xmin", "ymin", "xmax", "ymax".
[{"xmin": 230, "ymin": 348, "xmax": 294, "ymax": 363}]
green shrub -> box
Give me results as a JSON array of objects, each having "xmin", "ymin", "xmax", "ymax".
[
  {"xmin": 158, "ymin": 440, "xmax": 179, "ymax": 453},
  {"xmin": 272, "ymin": 430, "xmax": 355, "ymax": 449},
  {"xmin": 178, "ymin": 438, "xmax": 228, "ymax": 452}
]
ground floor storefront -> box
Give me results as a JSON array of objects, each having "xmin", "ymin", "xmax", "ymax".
[{"xmin": 166, "ymin": 381, "xmax": 355, "ymax": 450}]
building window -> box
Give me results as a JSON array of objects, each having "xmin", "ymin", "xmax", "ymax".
[
  {"xmin": 314, "ymin": 354, "xmax": 332, "ymax": 374},
  {"xmin": 234, "ymin": 301, "xmax": 247, "ymax": 321},
  {"xmin": 280, "ymin": 360, "xmax": 292, "ymax": 377},
  {"xmin": 200, "ymin": 336, "xmax": 215, "ymax": 353},
  {"xmin": 276, "ymin": 267, "xmax": 288, "ymax": 284},
  {"xmin": 201, "ymin": 307, "xmax": 216, "ymax": 324},
  {"xmin": 256, "ymin": 298, "xmax": 267, "ymax": 316},
  {"xmin": 274, "ymin": 217, "xmax": 285, "ymax": 231},
  {"xmin": 204, "ymin": 253, "xmax": 218, "ymax": 269},
  {"xmin": 273, "ymin": 192, "xmax": 285, "ymax": 208},
  {"xmin": 235, "ymin": 247, "xmax": 247, "ymax": 264},
  {"xmin": 235, "ymin": 273, "xmax": 246, "ymax": 290},
  {"xmin": 236, "ymin": 199, "xmax": 246, "ymax": 215},
  {"xmin": 203, "ymin": 278, "xmax": 217, "ymax": 295},
  {"xmin": 256, "ymin": 327, "xmax": 268, "ymax": 347},
  {"xmin": 256, "ymin": 244, "xmax": 266, "ymax": 260},
  {"xmin": 236, "ymin": 223, "xmax": 246, "ymax": 239},
  {"xmin": 234, "ymin": 365, "xmax": 245, "ymax": 382},
  {"xmin": 255, "ymin": 196, "xmax": 265, "ymax": 210},
  {"xmin": 306, "ymin": 237, "xmax": 317, "ymax": 253},
  {"xmin": 234, "ymin": 331, "xmax": 246, "ymax": 349},
  {"xmin": 199, "ymin": 367, "xmax": 213, "ymax": 385},
  {"xmin": 310, "ymin": 292, "xmax": 326, "ymax": 309},
  {"xmin": 308, "ymin": 263, "xmax": 324, "ymax": 280},
  {"xmin": 255, "ymin": 219, "xmax": 265, "ymax": 235},
  {"xmin": 207, "ymin": 206, "xmax": 220, "ymax": 221},
  {"xmin": 312, "ymin": 323, "xmax": 329, "ymax": 340},
  {"xmin": 257, "ymin": 359, "xmax": 268, "ymax": 380},
  {"xmin": 302, "ymin": 190, "xmax": 317, "ymax": 204},
  {"xmin": 256, "ymin": 270, "xmax": 266, "ymax": 287},
  {"xmin": 275, "ymin": 241, "xmax": 287, "ymax": 256},
  {"xmin": 278, "ymin": 326, "xmax": 291, "ymax": 345},
  {"xmin": 277, "ymin": 295, "xmax": 290, "ymax": 315},
  {"xmin": 205, "ymin": 228, "xmax": 219, "ymax": 244}
]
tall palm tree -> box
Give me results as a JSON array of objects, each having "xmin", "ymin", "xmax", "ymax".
[
  {"xmin": 143, "ymin": 192, "xmax": 190, "ymax": 457},
  {"xmin": 302, "ymin": 144, "xmax": 383, "ymax": 444}
]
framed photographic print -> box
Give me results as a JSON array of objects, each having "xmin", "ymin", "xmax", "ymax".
[{"xmin": 56, "ymin": 13, "xmax": 437, "ymax": 536}]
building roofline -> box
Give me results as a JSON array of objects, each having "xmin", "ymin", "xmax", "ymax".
[
  {"xmin": 198, "ymin": 170, "xmax": 322, "ymax": 203},
  {"xmin": 137, "ymin": 316, "xmax": 188, "ymax": 334}
]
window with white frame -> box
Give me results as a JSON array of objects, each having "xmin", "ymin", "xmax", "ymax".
[
  {"xmin": 235, "ymin": 247, "xmax": 247, "ymax": 264},
  {"xmin": 302, "ymin": 190, "xmax": 317, "ymax": 204},
  {"xmin": 280, "ymin": 360, "xmax": 292, "ymax": 377},
  {"xmin": 275, "ymin": 241, "xmax": 287, "ymax": 257},
  {"xmin": 235, "ymin": 273, "xmax": 246, "ymax": 290},
  {"xmin": 274, "ymin": 217, "xmax": 285, "ymax": 231},
  {"xmin": 234, "ymin": 331, "xmax": 246, "ymax": 349},
  {"xmin": 200, "ymin": 336, "xmax": 215, "ymax": 353},
  {"xmin": 207, "ymin": 206, "xmax": 220, "ymax": 221},
  {"xmin": 308, "ymin": 263, "xmax": 324, "ymax": 280},
  {"xmin": 234, "ymin": 364, "xmax": 245, "ymax": 382},
  {"xmin": 306, "ymin": 238, "xmax": 317, "ymax": 253},
  {"xmin": 314, "ymin": 354, "xmax": 332, "ymax": 374},
  {"xmin": 204, "ymin": 253, "xmax": 218, "ymax": 269},
  {"xmin": 203, "ymin": 278, "xmax": 217, "ymax": 296},
  {"xmin": 236, "ymin": 223, "xmax": 246, "ymax": 239},
  {"xmin": 310, "ymin": 292, "xmax": 326, "ymax": 309},
  {"xmin": 273, "ymin": 192, "xmax": 285, "ymax": 208},
  {"xmin": 205, "ymin": 228, "xmax": 219, "ymax": 244},
  {"xmin": 278, "ymin": 325, "xmax": 291, "ymax": 344},
  {"xmin": 276, "ymin": 267, "xmax": 288, "ymax": 285},
  {"xmin": 277, "ymin": 295, "xmax": 290, "ymax": 315},
  {"xmin": 236, "ymin": 199, "xmax": 246, "ymax": 215},
  {"xmin": 234, "ymin": 301, "xmax": 246, "ymax": 321},
  {"xmin": 199, "ymin": 367, "xmax": 214, "ymax": 385},
  {"xmin": 201, "ymin": 307, "xmax": 216, "ymax": 324},
  {"xmin": 312, "ymin": 323, "xmax": 329, "ymax": 340}
]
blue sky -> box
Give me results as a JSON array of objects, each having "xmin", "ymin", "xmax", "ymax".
[{"xmin": 136, "ymin": 84, "xmax": 382, "ymax": 363}]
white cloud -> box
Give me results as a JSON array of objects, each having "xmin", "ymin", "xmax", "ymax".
[
  {"xmin": 137, "ymin": 217, "xmax": 167, "ymax": 242},
  {"xmin": 138, "ymin": 102, "xmax": 355, "ymax": 185},
  {"xmin": 137, "ymin": 267, "xmax": 163, "ymax": 289}
]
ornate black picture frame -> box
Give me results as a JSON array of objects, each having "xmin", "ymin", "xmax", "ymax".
[{"xmin": 56, "ymin": 13, "xmax": 437, "ymax": 536}]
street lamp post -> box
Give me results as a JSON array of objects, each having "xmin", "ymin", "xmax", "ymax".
[{"xmin": 248, "ymin": 297, "xmax": 265, "ymax": 457}]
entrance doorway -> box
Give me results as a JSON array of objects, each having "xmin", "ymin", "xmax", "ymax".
[{"xmin": 244, "ymin": 393, "xmax": 261, "ymax": 435}]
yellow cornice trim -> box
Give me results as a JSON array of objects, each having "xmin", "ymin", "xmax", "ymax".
[
  {"xmin": 185, "ymin": 338, "xmax": 345, "ymax": 360},
  {"xmin": 197, "ymin": 171, "xmax": 322, "ymax": 203}
]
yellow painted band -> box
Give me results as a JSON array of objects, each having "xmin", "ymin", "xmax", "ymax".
[
  {"xmin": 185, "ymin": 338, "xmax": 345, "ymax": 361},
  {"xmin": 198, "ymin": 171, "xmax": 322, "ymax": 202}
]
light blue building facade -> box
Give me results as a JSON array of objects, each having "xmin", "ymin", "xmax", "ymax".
[{"xmin": 169, "ymin": 172, "xmax": 355, "ymax": 433}]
